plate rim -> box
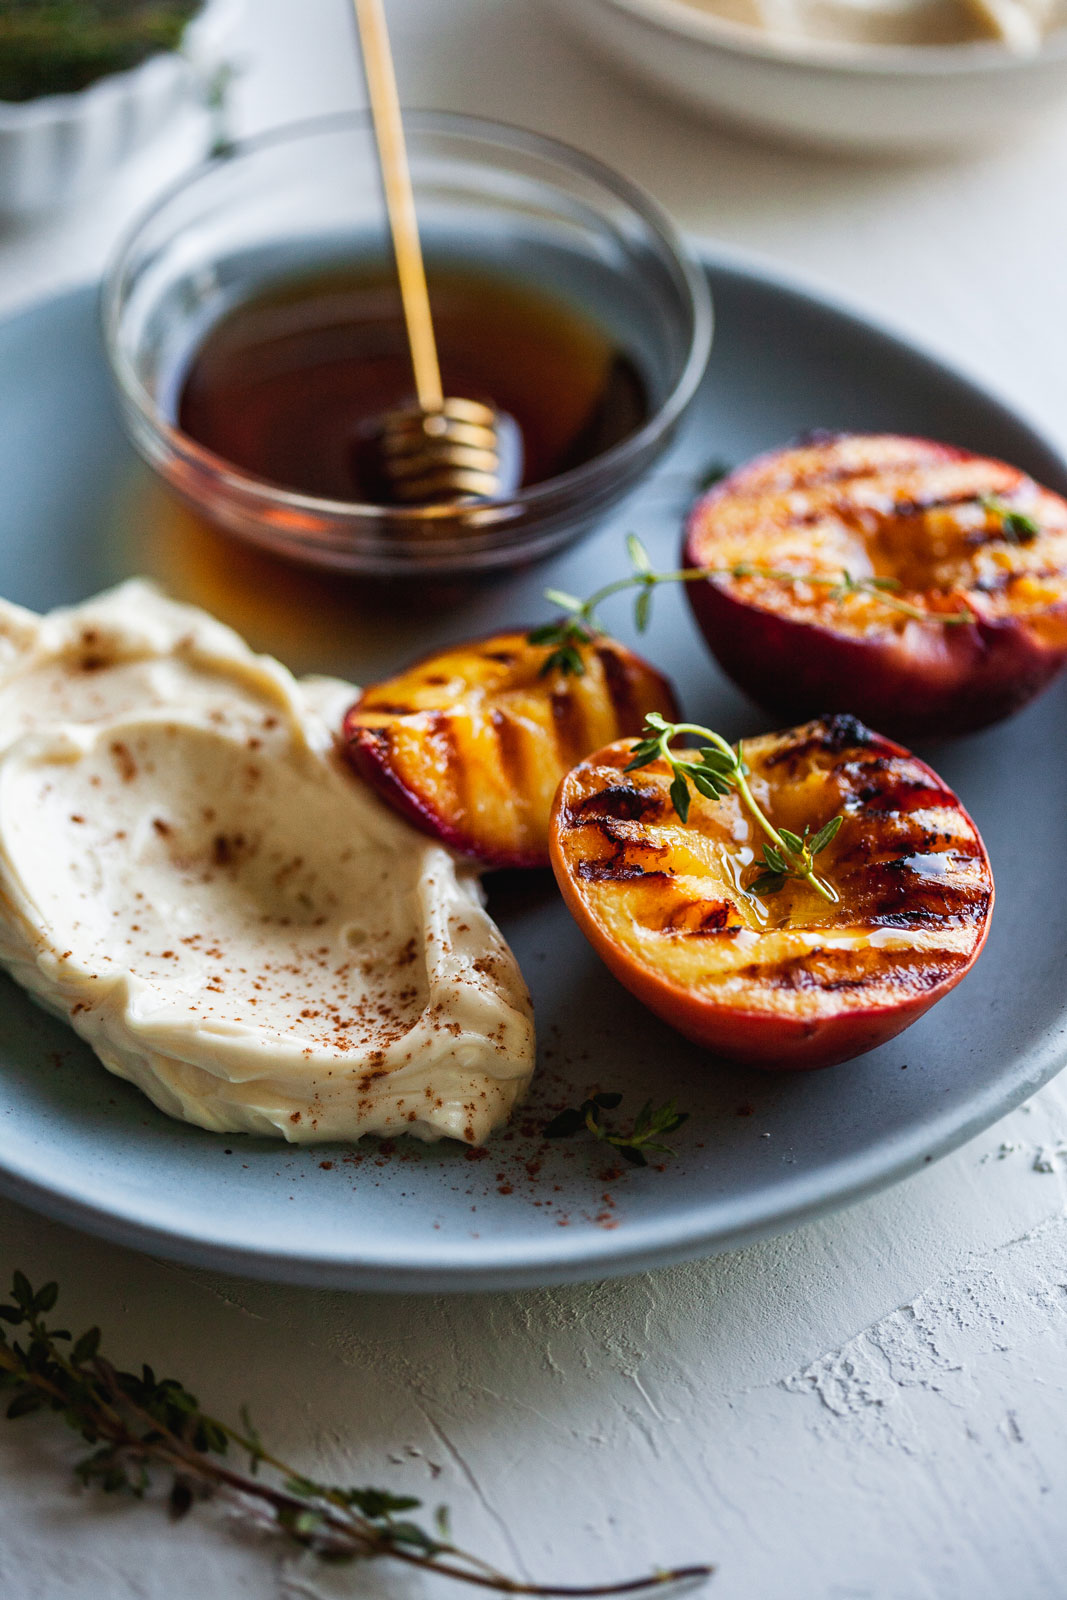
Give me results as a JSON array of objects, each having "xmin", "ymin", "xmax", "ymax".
[{"xmin": 0, "ymin": 246, "xmax": 1064, "ymax": 1291}]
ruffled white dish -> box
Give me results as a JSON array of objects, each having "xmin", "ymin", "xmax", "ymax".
[{"xmin": 0, "ymin": 0, "xmax": 241, "ymax": 215}]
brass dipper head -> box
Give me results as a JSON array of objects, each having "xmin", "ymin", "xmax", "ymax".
[{"xmin": 374, "ymin": 396, "xmax": 523, "ymax": 505}]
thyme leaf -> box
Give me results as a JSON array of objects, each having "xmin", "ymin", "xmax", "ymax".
[
  {"xmin": 978, "ymin": 495, "xmax": 1041, "ymax": 545},
  {"xmin": 809, "ymin": 814, "xmax": 844, "ymax": 857},
  {"xmin": 530, "ymin": 616, "xmax": 595, "ymax": 678},
  {"xmin": 0, "ymin": 1274, "xmax": 713, "ymax": 1596},
  {"xmin": 748, "ymin": 871, "xmax": 786, "ymax": 897}
]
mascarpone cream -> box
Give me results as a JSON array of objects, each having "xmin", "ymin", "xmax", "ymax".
[
  {"xmin": 680, "ymin": 0, "xmax": 1064, "ymax": 50},
  {"xmin": 0, "ymin": 582, "xmax": 535, "ymax": 1144}
]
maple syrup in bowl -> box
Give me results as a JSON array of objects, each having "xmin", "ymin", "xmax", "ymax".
[{"xmin": 103, "ymin": 113, "xmax": 712, "ymax": 577}]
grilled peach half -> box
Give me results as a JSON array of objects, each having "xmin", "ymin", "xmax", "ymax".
[
  {"xmin": 550, "ymin": 714, "xmax": 993, "ymax": 1069},
  {"xmin": 685, "ymin": 433, "xmax": 1067, "ymax": 738},
  {"xmin": 343, "ymin": 630, "xmax": 678, "ymax": 869}
]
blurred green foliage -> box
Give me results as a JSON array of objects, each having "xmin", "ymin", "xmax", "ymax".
[{"xmin": 0, "ymin": 2, "xmax": 201, "ymax": 102}]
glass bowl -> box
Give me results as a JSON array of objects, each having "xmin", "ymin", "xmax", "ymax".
[{"xmin": 102, "ymin": 111, "xmax": 713, "ymax": 578}]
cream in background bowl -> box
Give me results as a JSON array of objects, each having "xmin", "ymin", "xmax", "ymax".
[{"xmin": 547, "ymin": 0, "xmax": 1067, "ymax": 151}]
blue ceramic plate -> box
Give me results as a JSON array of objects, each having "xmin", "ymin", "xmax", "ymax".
[{"xmin": 0, "ymin": 255, "xmax": 1064, "ymax": 1290}]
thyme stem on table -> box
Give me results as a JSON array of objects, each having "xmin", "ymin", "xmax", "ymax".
[{"xmin": 0, "ymin": 1273, "xmax": 712, "ymax": 1596}]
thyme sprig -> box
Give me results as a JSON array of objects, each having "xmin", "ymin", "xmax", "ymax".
[
  {"xmin": 626, "ymin": 713, "xmax": 842, "ymax": 904},
  {"xmin": 544, "ymin": 1092, "xmax": 689, "ymax": 1166},
  {"xmin": 0, "ymin": 1273, "xmax": 713, "ymax": 1596},
  {"xmin": 529, "ymin": 535, "xmax": 975, "ymax": 675}
]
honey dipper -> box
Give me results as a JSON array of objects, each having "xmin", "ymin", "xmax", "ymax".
[{"xmin": 352, "ymin": 0, "xmax": 522, "ymax": 504}]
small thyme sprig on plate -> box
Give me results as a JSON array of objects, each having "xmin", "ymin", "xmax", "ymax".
[
  {"xmin": 978, "ymin": 495, "xmax": 1041, "ymax": 545},
  {"xmin": 626, "ymin": 712, "xmax": 843, "ymax": 904},
  {"xmin": 696, "ymin": 459, "xmax": 732, "ymax": 493},
  {"xmin": 529, "ymin": 536, "xmax": 974, "ymax": 675},
  {"xmin": 0, "ymin": 1273, "xmax": 713, "ymax": 1596},
  {"xmin": 543, "ymin": 1092, "xmax": 690, "ymax": 1166}
]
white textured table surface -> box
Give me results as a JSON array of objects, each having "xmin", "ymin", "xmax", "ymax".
[{"xmin": 2, "ymin": 4, "xmax": 1067, "ymax": 1597}]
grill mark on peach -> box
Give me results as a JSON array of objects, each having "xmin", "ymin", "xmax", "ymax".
[
  {"xmin": 857, "ymin": 778, "xmax": 956, "ymax": 814},
  {"xmin": 877, "ymin": 486, "xmax": 1015, "ymax": 520},
  {"xmin": 575, "ymin": 856, "xmax": 671, "ymax": 884},
  {"xmin": 838, "ymin": 802, "xmax": 966, "ymax": 847},
  {"xmin": 550, "ymin": 684, "xmax": 587, "ymax": 769},
  {"xmin": 489, "ymin": 707, "xmax": 526, "ymax": 796},
  {"xmin": 867, "ymin": 890, "xmax": 992, "ymax": 928},
  {"xmin": 762, "ymin": 714, "xmax": 879, "ymax": 768},
  {"xmin": 861, "ymin": 868, "xmax": 990, "ymax": 925},
  {"xmin": 603, "ymin": 875, "xmax": 738, "ymax": 934},
  {"xmin": 734, "ymin": 450, "xmax": 947, "ymax": 497},
  {"xmin": 596, "ymin": 645, "xmax": 638, "ymax": 730},
  {"xmin": 357, "ymin": 726, "xmax": 390, "ymax": 758},
  {"xmin": 836, "ymin": 837, "xmax": 979, "ymax": 886},
  {"xmin": 876, "ymin": 480, "xmax": 1017, "ymax": 518},
  {"xmin": 721, "ymin": 487, "xmax": 983, "ymax": 531},
  {"xmin": 839, "ymin": 835, "xmax": 986, "ymax": 887},
  {"xmin": 663, "ymin": 899, "xmax": 738, "ymax": 936},
  {"xmin": 581, "ymin": 815, "xmax": 674, "ymax": 854},
  {"xmin": 1005, "ymin": 569, "xmax": 1067, "ymax": 594},
  {"xmin": 850, "ymin": 866, "xmax": 990, "ymax": 922},
  {"xmin": 571, "ymin": 784, "xmax": 663, "ymax": 824},
  {"xmin": 869, "ymin": 899, "xmax": 987, "ymax": 930},
  {"xmin": 359, "ymin": 699, "xmax": 414, "ymax": 716},
  {"xmin": 744, "ymin": 948, "xmax": 964, "ymax": 994},
  {"xmin": 844, "ymin": 838, "xmax": 979, "ymax": 876},
  {"xmin": 925, "ymin": 837, "xmax": 982, "ymax": 859},
  {"xmin": 766, "ymin": 464, "xmax": 884, "ymax": 492},
  {"xmin": 818, "ymin": 959, "xmax": 963, "ymax": 995},
  {"xmin": 566, "ymin": 814, "xmax": 671, "ymax": 874},
  {"xmin": 427, "ymin": 711, "xmax": 463, "ymax": 815},
  {"xmin": 841, "ymin": 753, "xmax": 954, "ymax": 806}
]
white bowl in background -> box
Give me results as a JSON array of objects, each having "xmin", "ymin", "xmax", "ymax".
[
  {"xmin": 0, "ymin": 0, "xmax": 241, "ymax": 215},
  {"xmin": 546, "ymin": 0, "xmax": 1067, "ymax": 152}
]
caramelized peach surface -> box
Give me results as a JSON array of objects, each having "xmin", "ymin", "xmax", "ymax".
[
  {"xmin": 551, "ymin": 715, "xmax": 993, "ymax": 1069},
  {"xmin": 344, "ymin": 630, "xmax": 678, "ymax": 869},
  {"xmin": 685, "ymin": 433, "xmax": 1067, "ymax": 737}
]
